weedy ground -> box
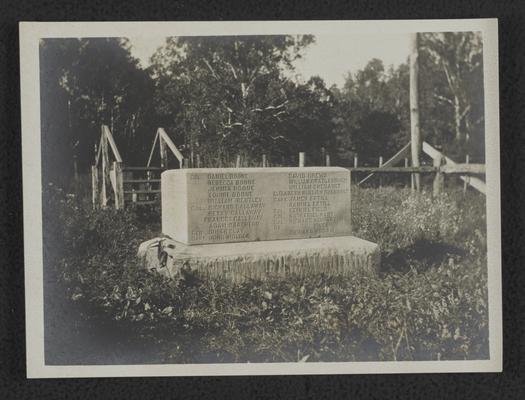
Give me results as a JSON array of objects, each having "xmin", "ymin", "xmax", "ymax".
[{"xmin": 43, "ymin": 184, "xmax": 488, "ymax": 364}]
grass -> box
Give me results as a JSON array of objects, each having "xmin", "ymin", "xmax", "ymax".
[{"xmin": 42, "ymin": 183, "xmax": 489, "ymax": 364}]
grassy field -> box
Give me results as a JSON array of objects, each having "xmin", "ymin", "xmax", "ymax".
[{"xmin": 42, "ymin": 184, "xmax": 489, "ymax": 364}]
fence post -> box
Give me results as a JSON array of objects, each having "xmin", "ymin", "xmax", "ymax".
[
  {"xmin": 463, "ymin": 154, "xmax": 470, "ymax": 194},
  {"xmin": 100, "ymin": 130, "xmax": 108, "ymax": 208},
  {"xmin": 262, "ymin": 154, "xmax": 267, "ymax": 167},
  {"xmin": 433, "ymin": 155, "xmax": 444, "ymax": 196},
  {"xmin": 404, "ymin": 158, "xmax": 410, "ymax": 189},
  {"xmin": 196, "ymin": 154, "xmax": 201, "ymax": 168},
  {"xmin": 113, "ymin": 161, "xmax": 125, "ymax": 209},
  {"xmin": 325, "ymin": 153, "xmax": 331, "ymax": 167},
  {"xmin": 299, "ymin": 152, "xmax": 305, "ymax": 167},
  {"xmin": 352, "ymin": 155, "xmax": 358, "ymax": 186},
  {"xmin": 378, "ymin": 156, "xmax": 383, "ymax": 189},
  {"xmin": 159, "ymin": 135, "xmax": 167, "ymax": 169},
  {"xmin": 408, "ymin": 157, "xmax": 415, "ymax": 192},
  {"xmin": 410, "ymin": 33, "xmax": 422, "ymax": 192},
  {"xmin": 182, "ymin": 158, "xmax": 189, "ymax": 169},
  {"xmin": 236, "ymin": 155, "xmax": 241, "ymax": 168},
  {"xmin": 91, "ymin": 165, "xmax": 98, "ymax": 209}
]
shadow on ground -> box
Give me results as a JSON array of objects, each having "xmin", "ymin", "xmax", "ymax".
[{"xmin": 380, "ymin": 239, "xmax": 466, "ymax": 274}]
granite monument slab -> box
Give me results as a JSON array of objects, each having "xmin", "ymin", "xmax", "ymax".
[{"xmin": 161, "ymin": 167, "xmax": 352, "ymax": 245}]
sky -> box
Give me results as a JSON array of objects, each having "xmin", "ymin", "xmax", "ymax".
[{"xmin": 128, "ymin": 33, "xmax": 411, "ymax": 88}]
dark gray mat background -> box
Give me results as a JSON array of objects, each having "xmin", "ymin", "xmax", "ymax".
[{"xmin": 1, "ymin": 1, "xmax": 524, "ymax": 398}]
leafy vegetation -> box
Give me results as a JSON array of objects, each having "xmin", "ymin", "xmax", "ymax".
[
  {"xmin": 43, "ymin": 185, "xmax": 488, "ymax": 364},
  {"xmin": 39, "ymin": 31, "xmax": 488, "ymax": 365},
  {"xmin": 40, "ymin": 32, "xmax": 484, "ymax": 187}
]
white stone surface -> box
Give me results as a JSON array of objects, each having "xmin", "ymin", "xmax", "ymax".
[
  {"xmin": 140, "ymin": 235, "xmax": 380, "ymax": 282},
  {"xmin": 162, "ymin": 167, "xmax": 352, "ymax": 245}
]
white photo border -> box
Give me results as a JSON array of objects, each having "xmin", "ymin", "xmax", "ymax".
[{"xmin": 20, "ymin": 19, "xmax": 501, "ymax": 378}]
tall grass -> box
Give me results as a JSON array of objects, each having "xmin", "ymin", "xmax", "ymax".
[{"xmin": 43, "ymin": 184, "xmax": 489, "ymax": 364}]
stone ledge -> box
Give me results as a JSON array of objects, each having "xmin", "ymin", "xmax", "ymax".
[{"xmin": 138, "ymin": 236, "xmax": 380, "ymax": 283}]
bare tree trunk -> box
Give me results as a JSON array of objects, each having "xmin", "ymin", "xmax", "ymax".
[
  {"xmin": 454, "ymin": 95, "xmax": 462, "ymax": 141},
  {"xmin": 409, "ymin": 33, "xmax": 421, "ymax": 191}
]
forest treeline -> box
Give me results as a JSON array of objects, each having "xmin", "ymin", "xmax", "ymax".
[{"xmin": 40, "ymin": 33, "xmax": 484, "ymax": 187}]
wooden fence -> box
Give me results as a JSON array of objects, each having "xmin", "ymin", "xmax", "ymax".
[
  {"xmin": 92, "ymin": 125, "xmax": 486, "ymax": 210},
  {"xmin": 92, "ymin": 125, "xmax": 184, "ymax": 210}
]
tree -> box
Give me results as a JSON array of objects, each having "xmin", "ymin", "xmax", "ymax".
[
  {"xmin": 419, "ymin": 32, "xmax": 484, "ymax": 160},
  {"xmin": 40, "ymin": 38, "xmax": 156, "ymax": 187},
  {"xmin": 334, "ymin": 59, "xmax": 409, "ymax": 164},
  {"xmin": 150, "ymin": 35, "xmax": 335, "ymax": 165},
  {"xmin": 334, "ymin": 32, "xmax": 484, "ymax": 165}
]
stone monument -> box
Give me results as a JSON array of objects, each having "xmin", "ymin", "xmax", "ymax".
[{"xmin": 138, "ymin": 167, "xmax": 380, "ymax": 282}]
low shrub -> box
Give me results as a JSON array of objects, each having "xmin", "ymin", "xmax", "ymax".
[{"xmin": 43, "ymin": 184, "xmax": 489, "ymax": 364}]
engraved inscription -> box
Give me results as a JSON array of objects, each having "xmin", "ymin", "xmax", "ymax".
[
  {"xmin": 163, "ymin": 168, "xmax": 352, "ymax": 244},
  {"xmin": 199, "ymin": 172, "xmax": 264, "ymax": 242},
  {"xmin": 271, "ymin": 172, "xmax": 349, "ymax": 236}
]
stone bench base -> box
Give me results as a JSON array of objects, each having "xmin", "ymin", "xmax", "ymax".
[{"xmin": 138, "ymin": 236, "xmax": 380, "ymax": 283}]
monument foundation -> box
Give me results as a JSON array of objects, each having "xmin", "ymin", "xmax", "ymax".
[
  {"xmin": 139, "ymin": 236, "xmax": 380, "ymax": 282},
  {"xmin": 139, "ymin": 167, "xmax": 380, "ymax": 281}
]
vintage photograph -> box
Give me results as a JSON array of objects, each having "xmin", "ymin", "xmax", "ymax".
[{"xmin": 21, "ymin": 20, "xmax": 501, "ymax": 377}]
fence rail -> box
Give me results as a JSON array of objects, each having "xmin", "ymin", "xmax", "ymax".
[
  {"xmin": 92, "ymin": 124, "xmax": 487, "ymax": 210},
  {"xmin": 92, "ymin": 125, "xmax": 184, "ymax": 210},
  {"xmin": 349, "ymin": 164, "xmax": 485, "ymax": 174}
]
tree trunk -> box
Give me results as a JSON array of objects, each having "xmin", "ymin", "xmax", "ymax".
[{"xmin": 454, "ymin": 95, "xmax": 462, "ymax": 141}]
